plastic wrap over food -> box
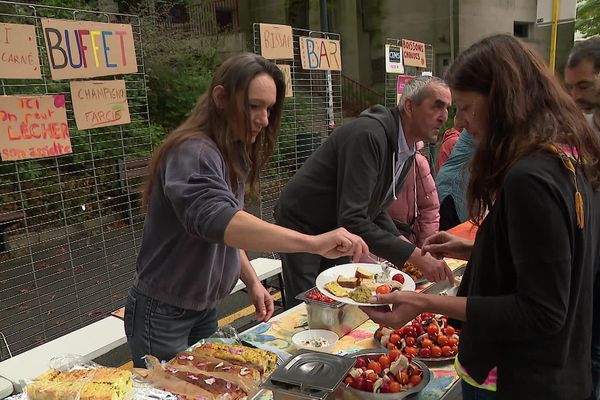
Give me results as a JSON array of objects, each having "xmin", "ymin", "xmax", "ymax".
[{"xmin": 5, "ymin": 353, "xmax": 177, "ymax": 400}]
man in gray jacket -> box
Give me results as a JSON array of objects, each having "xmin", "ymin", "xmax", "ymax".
[{"xmin": 275, "ymin": 76, "xmax": 454, "ymax": 306}]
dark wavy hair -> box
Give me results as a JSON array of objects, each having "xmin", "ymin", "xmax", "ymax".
[
  {"xmin": 444, "ymin": 34, "xmax": 600, "ymax": 224},
  {"xmin": 143, "ymin": 53, "xmax": 286, "ymax": 205}
]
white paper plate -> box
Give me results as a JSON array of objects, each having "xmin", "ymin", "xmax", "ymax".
[{"xmin": 315, "ymin": 263, "xmax": 415, "ymax": 306}]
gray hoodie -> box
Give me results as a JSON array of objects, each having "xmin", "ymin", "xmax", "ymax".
[{"xmin": 133, "ymin": 137, "xmax": 243, "ymax": 311}]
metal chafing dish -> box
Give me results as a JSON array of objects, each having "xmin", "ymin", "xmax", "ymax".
[
  {"xmin": 259, "ymin": 350, "xmax": 355, "ymax": 400},
  {"xmin": 296, "ymin": 288, "xmax": 369, "ymax": 338}
]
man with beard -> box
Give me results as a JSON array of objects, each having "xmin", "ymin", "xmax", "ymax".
[{"xmin": 565, "ymin": 37, "xmax": 600, "ymax": 137}]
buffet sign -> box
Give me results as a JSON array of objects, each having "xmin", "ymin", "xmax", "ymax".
[
  {"xmin": 0, "ymin": 95, "xmax": 72, "ymax": 161},
  {"xmin": 70, "ymin": 80, "xmax": 131, "ymax": 129},
  {"xmin": 0, "ymin": 23, "xmax": 42, "ymax": 79},
  {"xmin": 259, "ymin": 23, "xmax": 294, "ymax": 60},
  {"xmin": 298, "ymin": 36, "xmax": 342, "ymax": 71},
  {"xmin": 276, "ymin": 64, "xmax": 293, "ymax": 97},
  {"xmin": 41, "ymin": 18, "xmax": 137, "ymax": 80},
  {"xmin": 402, "ymin": 38, "xmax": 426, "ymax": 68}
]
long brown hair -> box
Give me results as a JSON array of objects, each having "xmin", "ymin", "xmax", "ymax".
[
  {"xmin": 143, "ymin": 53, "xmax": 286, "ymax": 205},
  {"xmin": 444, "ymin": 34, "xmax": 600, "ymax": 224}
]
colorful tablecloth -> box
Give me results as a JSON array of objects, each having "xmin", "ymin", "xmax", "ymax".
[{"xmin": 242, "ymin": 258, "xmax": 466, "ymax": 400}]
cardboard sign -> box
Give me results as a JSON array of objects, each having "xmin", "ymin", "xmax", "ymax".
[
  {"xmin": 298, "ymin": 36, "xmax": 341, "ymax": 71},
  {"xmin": 70, "ymin": 80, "xmax": 131, "ymax": 129},
  {"xmin": 385, "ymin": 44, "xmax": 404, "ymax": 74},
  {"xmin": 276, "ymin": 64, "xmax": 293, "ymax": 97},
  {"xmin": 396, "ymin": 75, "xmax": 414, "ymax": 105},
  {"xmin": 402, "ymin": 39, "xmax": 426, "ymax": 68},
  {"xmin": 0, "ymin": 95, "xmax": 72, "ymax": 161},
  {"xmin": 259, "ymin": 23, "xmax": 293, "ymax": 60},
  {"xmin": 0, "ymin": 23, "xmax": 42, "ymax": 79},
  {"xmin": 41, "ymin": 18, "xmax": 137, "ymax": 80}
]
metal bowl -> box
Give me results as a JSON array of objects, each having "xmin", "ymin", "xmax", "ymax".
[{"xmin": 337, "ymin": 349, "xmax": 431, "ymax": 399}]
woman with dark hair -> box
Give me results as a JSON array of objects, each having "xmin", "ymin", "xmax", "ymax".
[
  {"xmin": 362, "ymin": 34, "xmax": 600, "ymax": 399},
  {"xmin": 124, "ymin": 53, "xmax": 368, "ymax": 367}
]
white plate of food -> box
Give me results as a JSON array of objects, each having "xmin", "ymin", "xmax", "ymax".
[{"xmin": 315, "ymin": 263, "xmax": 415, "ymax": 306}]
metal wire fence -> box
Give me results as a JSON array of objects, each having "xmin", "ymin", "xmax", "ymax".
[
  {"xmin": 0, "ymin": 1, "xmax": 151, "ymax": 360},
  {"xmin": 252, "ymin": 24, "xmax": 343, "ymax": 224}
]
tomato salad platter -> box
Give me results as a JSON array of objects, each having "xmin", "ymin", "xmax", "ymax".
[{"xmin": 374, "ymin": 313, "xmax": 460, "ymax": 362}]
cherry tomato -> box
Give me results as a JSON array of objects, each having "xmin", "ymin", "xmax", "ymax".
[
  {"xmin": 387, "ymin": 342, "xmax": 396, "ymax": 350},
  {"xmin": 437, "ymin": 335, "xmax": 449, "ymax": 346},
  {"xmin": 421, "ymin": 338, "xmax": 433, "ymax": 349},
  {"xmin": 441, "ymin": 345, "xmax": 453, "ymax": 357},
  {"xmin": 367, "ymin": 372, "xmax": 378, "ymax": 382},
  {"xmin": 415, "ymin": 324, "xmax": 425, "ymax": 336},
  {"xmin": 419, "ymin": 347, "xmax": 432, "ymax": 357},
  {"xmin": 353, "ymin": 376, "xmax": 366, "ymax": 390},
  {"xmin": 431, "ymin": 345, "xmax": 443, "ymax": 357},
  {"xmin": 392, "ymin": 273, "xmax": 405, "ymax": 284},
  {"xmin": 451, "ymin": 344, "xmax": 459, "ymax": 353},
  {"xmin": 355, "ymin": 357, "xmax": 367, "ymax": 369},
  {"xmin": 379, "ymin": 355, "xmax": 391, "ymax": 369},
  {"xmin": 388, "ymin": 349, "xmax": 401, "ymax": 362},
  {"xmin": 380, "ymin": 382, "xmax": 391, "ymax": 393},
  {"xmin": 368, "ymin": 360, "xmax": 382, "ymax": 374},
  {"xmin": 376, "ymin": 285, "xmax": 391, "ymax": 294},
  {"xmin": 344, "ymin": 376, "xmax": 353, "ymax": 385},
  {"xmin": 445, "ymin": 326, "xmax": 456, "ymax": 336},
  {"xmin": 448, "ymin": 337, "xmax": 458, "ymax": 347},
  {"xmin": 405, "ymin": 326, "xmax": 417, "ymax": 337},
  {"xmin": 389, "ymin": 381, "xmax": 402, "ymax": 392},
  {"xmin": 397, "ymin": 371, "xmax": 409, "ymax": 385},
  {"xmin": 409, "ymin": 374, "xmax": 422, "ymax": 386},
  {"xmin": 404, "ymin": 346, "xmax": 418, "ymax": 357},
  {"xmin": 405, "ymin": 336, "xmax": 416, "ymax": 346},
  {"xmin": 389, "ymin": 333, "xmax": 401, "ymax": 344},
  {"xmin": 427, "ymin": 324, "xmax": 439, "ymax": 336}
]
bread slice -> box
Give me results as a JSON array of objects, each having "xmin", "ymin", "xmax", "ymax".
[
  {"xmin": 336, "ymin": 275, "xmax": 359, "ymax": 288},
  {"xmin": 324, "ymin": 281, "xmax": 349, "ymax": 297},
  {"xmin": 355, "ymin": 267, "xmax": 374, "ymax": 279}
]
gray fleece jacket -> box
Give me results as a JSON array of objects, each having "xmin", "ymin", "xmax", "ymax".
[
  {"xmin": 275, "ymin": 105, "xmax": 416, "ymax": 265},
  {"xmin": 133, "ymin": 137, "xmax": 243, "ymax": 311}
]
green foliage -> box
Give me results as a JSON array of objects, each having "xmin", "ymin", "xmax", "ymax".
[
  {"xmin": 131, "ymin": 0, "xmax": 223, "ymax": 131},
  {"xmin": 576, "ymin": 0, "xmax": 600, "ymax": 37},
  {"xmin": 146, "ymin": 57, "xmax": 214, "ymax": 131}
]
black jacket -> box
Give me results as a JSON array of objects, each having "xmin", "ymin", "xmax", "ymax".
[
  {"xmin": 456, "ymin": 153, "xmax": 600, "ymax": 399},
  {"xmin": 275, "ymin": 105, "xmax": 416, "ymax": 265}
]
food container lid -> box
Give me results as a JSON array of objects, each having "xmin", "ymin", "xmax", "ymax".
[
  {"xmin": 268, "ymin": 349, "xmax": 355, "ymax": 392},
  {"xmin": 296, "ymin": 287, "xmax": 345, "ymax": 309}
]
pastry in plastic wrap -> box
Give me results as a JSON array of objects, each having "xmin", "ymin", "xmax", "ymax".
[
  {"xmin": 143, "ymin": 355, "xmax": 247, "ymax": 400},
  {"xmin": 192, "ymin": 342, "xmax": 277, "ymax": 377},
  {"xmin": 26, "ymin": 367, "xmax": 132, "ymax": 400},
  {"xmin": 170, "ymin": 351, "xmax": 261, "ymax": 387},
  {"xmin": 163, "ymin": 366, "xmax": 247, "ymax": 400}
]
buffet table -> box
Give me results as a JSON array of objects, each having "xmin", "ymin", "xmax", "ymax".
[{"xmin": 240, "ymin": 258, "xmax": 467, "ymax": 400}]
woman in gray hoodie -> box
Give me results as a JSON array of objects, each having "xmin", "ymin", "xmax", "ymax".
[{"xmin": 124, "ymin": 53, "xmax": 368, "ymax": 367}]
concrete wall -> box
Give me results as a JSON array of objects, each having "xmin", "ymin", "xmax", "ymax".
[{"xmin": 457, "ymin": 0, "xmax": 574, "ymax": 74}]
